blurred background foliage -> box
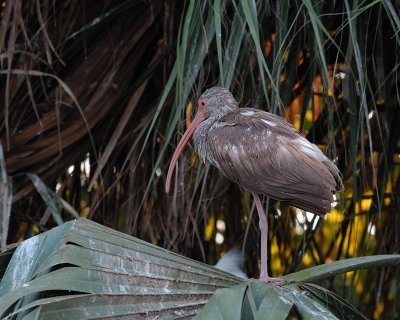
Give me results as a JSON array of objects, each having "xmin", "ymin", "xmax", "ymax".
[{"xmin": 0, "ymin": 0, "xmax": 399, "ymax": 318}]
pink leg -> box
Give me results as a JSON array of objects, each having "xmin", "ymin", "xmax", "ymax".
[{"xmin": 253, "ymin": 193, "xmax": 283, "ymax": 283}]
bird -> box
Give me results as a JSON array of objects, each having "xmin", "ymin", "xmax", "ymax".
[{"xmin": 165, "ymin": 86, "xmax": 343, "ymax": 282}]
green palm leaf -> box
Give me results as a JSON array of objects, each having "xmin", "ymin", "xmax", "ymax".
[{"xmin": 1, "ymin": 220, "xmax": 399, "ymax": 319}]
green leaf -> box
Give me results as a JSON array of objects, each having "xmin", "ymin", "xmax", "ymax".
[
  {"xmin": 280, "ymin": 285, "xmax": 339, "ymax": 320},
  {"xmin": 222, "ymin": 2, "xmax": 246, "ymax": 87},
  {"xmin": 248, "ymin": 282, "xmax": 293, "ymax": 319},
  {"xmin": 0, "ymin": 142, "xmax": 12, "ymax": 249},
  {"xmin": 283, "ymin": 255, "xmax": 400, "ymax": 282},
  {"xmin": 196, "ymin": 280, "xmax": 349, "ymax": 320},
  {"xmin": 0, "ymin": 222, "xmax": 72, "ymax": 297},
  {"xmin": 8, "ymin": 294, "xmax": 208, "ymax": 320},
  {"xmin": 300, "ymin": 283, "xmax": 368, "ymax": 320},
  {"xmin": 0, "ymin": 219, "xmax": 241, "ymax": 319},
  {"xmin": 194, "ymin": 282, "xmax": 247, "ymax": 320},
  {"xmin": 214, "ymin": 0, "xmax": 224, "ymax": 86},
  {"xmin": 27, "ymin": 173, "xmax": 79, "ymax": 225},
  {"xmin": 0, "ymin": 245, "xmax": 16, "ymax": 280},
  {"xmin": 239, "ymin": 0, "xmax": 272, "ymax": 106}
]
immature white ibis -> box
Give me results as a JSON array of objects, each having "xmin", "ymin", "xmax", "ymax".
[{"xmin": 165, "ymin": 87, "xmax": 343, "ymax": 282}]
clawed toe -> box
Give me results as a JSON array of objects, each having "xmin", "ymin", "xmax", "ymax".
[{"xmin": 258, "ymin": 276, "xmax": 291, "ymax": 286}]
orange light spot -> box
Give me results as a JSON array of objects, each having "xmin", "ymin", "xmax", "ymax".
[
  {"xmin": 293, "ymin": 80, "xmax": 302, "ymax": 91},
  {"xmin": 298, "ymin": 50, "xmax": 304, "ymax": 65},
  {"xmin": 264, "ymin": 39, "xmax": 272, "ymax": 57},
  {"xmin": 325, "ymin": 257, "xmax": 333, "ymax": 264}
]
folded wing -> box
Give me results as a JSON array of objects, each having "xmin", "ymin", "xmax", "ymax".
[{"xmin": 207, "ymin": 108, "xmax": 343, "ymax": 215}]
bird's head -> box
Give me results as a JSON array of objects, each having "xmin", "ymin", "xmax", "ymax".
[
  {"xmin": 197, "ymin": 86, "xmax": 238, "ymax": 119},
  {"xmin": 165, "ymin": 87, "xmax": 238, "ymax": 193}
]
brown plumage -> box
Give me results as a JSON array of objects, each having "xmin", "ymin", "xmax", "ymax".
[
  {"xmin": 166, "ymin": 86, "xmax": 343, "ymax": 281},
  {"xmin": 195, "ymin": 107, "xmax": 342, "ymax": 215}
]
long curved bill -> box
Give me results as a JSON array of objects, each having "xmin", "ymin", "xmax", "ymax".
[{"xmin": 165, "ymin": 112, "xmax": 205, "ymax": 193}]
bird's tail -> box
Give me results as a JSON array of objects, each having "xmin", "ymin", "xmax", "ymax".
[
  {"xmin": 323, "ymin": 159, "xmax": 344, "ymax": 192},
  {"xmin": 281, "ymin": 183, "xmax": 335, "ymax": 216}
]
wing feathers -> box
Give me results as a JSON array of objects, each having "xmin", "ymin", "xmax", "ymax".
[{"xmin": 206, "ymin": 108, "xmax": 342, "ymax": 215}]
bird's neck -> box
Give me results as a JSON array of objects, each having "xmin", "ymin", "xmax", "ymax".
[{"xmin": 193, "ymin": 116, "xmax": 219, "ymax": 165}]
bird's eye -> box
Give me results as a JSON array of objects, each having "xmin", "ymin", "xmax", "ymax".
[{"xmin": 199, "ymin": 99, "xmax": 207, "ymax": 108}]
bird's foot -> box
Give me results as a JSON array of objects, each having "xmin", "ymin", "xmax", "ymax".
[{"xmin": 258, "ymin": 275, "xmax": 289, "ymax": 286}]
